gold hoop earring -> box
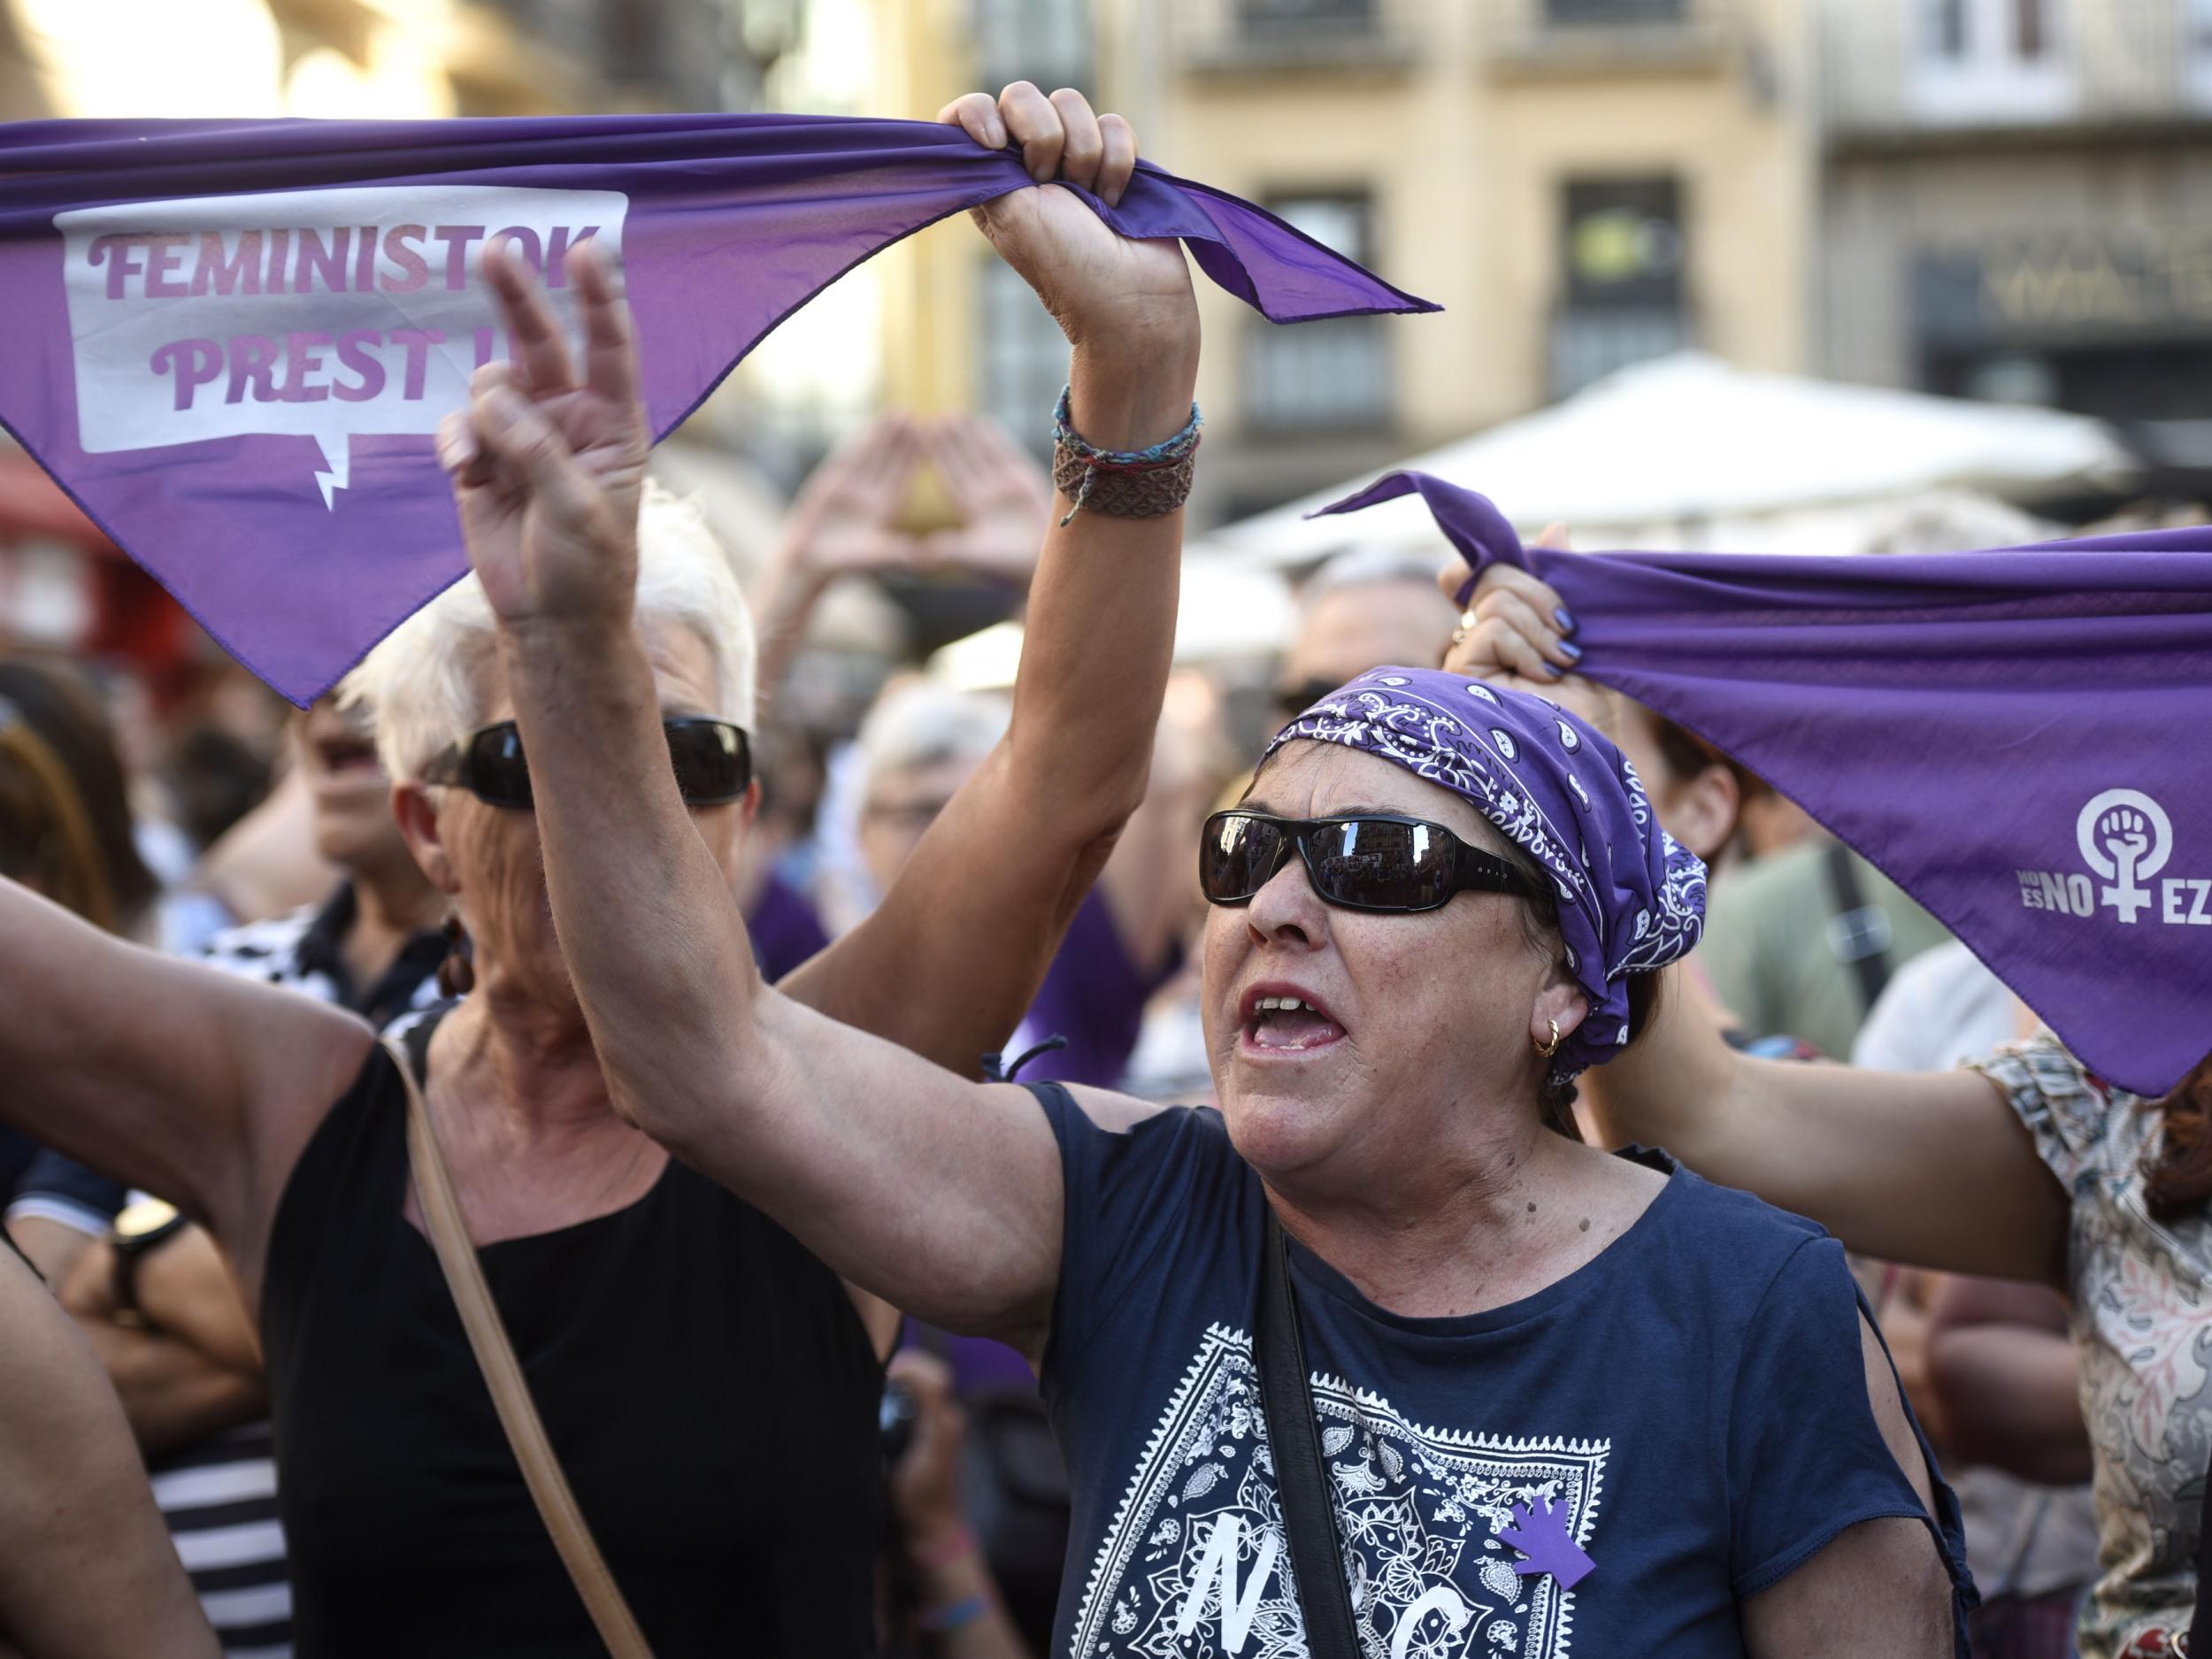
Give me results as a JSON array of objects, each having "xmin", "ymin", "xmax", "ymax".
[{"xmin": 1535, "ymin": 1018, "xmax": 1562, "ymax": 1059}]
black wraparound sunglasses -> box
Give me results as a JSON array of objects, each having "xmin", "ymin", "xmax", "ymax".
[
  {"xmin": 1200, "ymin": 810, "xmax": 1540, "ymax": 915},
  {"xmin": 422, "ymin": 718, "xmax": 751, "ymax": 810}
]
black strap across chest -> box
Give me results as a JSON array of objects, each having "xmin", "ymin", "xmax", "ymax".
[
  {"xmin": 1821, "ymin": 841, "xmax": 1895, "ymax": 1014},
  {"xmin": 1255, "ymin": 1208, "xmax": 1363, "ymax": 1658}
]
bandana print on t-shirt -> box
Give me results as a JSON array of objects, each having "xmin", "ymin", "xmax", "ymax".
[
  {"xmin": 1036, "ymin": 1088, "xmax": 1975, "ymax": 1659},
  {"xmin": 1071, "ymin": 1325, "xmax": 1603, "ymax": 1657}
]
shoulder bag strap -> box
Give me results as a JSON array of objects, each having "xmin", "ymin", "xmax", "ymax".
[
  {"xmin": 380, "ymin": 1035, "xmax": 655, "ymax": 1659},
  {"xmin": 1821, "ymin": 841, "xmax": 1895, "ymax": 1014},
  {"xmin": 1256, "ymin": 1206, "xmax": 1363, "ymax": 1659}
]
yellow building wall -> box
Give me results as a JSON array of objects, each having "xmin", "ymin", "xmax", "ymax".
[
  {"xmin": 861, "ymin": 0, "xmax": 1812, "ymax": 497},
  {"xmin": 1157, "ymin": 53, "xmax": 1492, "ymax": 447},
  {"xmin": 868, "ymin": 0, "xmax": 984, "ymax": 417},
  {"xmin": 1482, "ymin": 65, "xmax": 1812, "ymax": 403}
]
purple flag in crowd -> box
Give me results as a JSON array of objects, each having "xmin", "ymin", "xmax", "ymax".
[
  {"xmin": 1318, "ymin": 470, "xmax": 2212, "ymax": 1099},
  {"xmin": 0, "ymin": 113, "xmax": 1436, "ymax": 704}
]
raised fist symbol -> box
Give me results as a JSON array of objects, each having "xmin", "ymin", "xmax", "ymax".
[
  {"xmin": 2079, "ymin": 790, "xmax": 2168, "ymax": 922},
  {"xmin": 2099, "ymin": 807, "xmax": 2152, "ymax": 864}
]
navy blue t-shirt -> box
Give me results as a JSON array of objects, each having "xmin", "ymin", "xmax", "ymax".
[{"xmin": 1031, "ymin": 1084, "xmax": 1972, "ymax": 1657}]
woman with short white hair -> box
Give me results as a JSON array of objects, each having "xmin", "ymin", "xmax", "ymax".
[
  {"xmin": 351, "ymin": 480, "xmax": 757, "ymax": 794},
  {"xmin": 0, "ymin": 81, "xmax": 1197, "ymax": 1655}
]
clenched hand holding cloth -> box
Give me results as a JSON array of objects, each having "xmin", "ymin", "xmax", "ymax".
[{"xmin": 0, "ymin": 112, "xmax": 1436, "ymax": 703}]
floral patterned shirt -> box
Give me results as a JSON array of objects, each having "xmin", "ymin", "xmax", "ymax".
[{"xmin": 1970, "ymin": 1037, "xmax": 2209, "ymax": 1659}]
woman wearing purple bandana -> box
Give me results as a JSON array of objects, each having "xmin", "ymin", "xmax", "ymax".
[{"xmin": 455, "ymin": 268, "xmax": 1978, "ymax": 1659}]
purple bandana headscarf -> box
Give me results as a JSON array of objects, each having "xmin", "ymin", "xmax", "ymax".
[
  {"xmin": 1264, "ymin": 666, "xmax": 1708, "ymax": 1086},
  {"xmin": 1313, "ymin": 470, "xmax": 2212, "ymax": 1099},
  {"xmin": 0, "ymin": 112, "xmax": 1436, "ymax": 706}
]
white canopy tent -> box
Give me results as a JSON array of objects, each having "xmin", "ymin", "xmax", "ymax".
[
  {"xmin": 926, "ymin": 559, "xmax": 1299, "ymax": 690},
  {"xmin": 1193, "ymin": 352, "xmax": 2139, "ymax": 567}
]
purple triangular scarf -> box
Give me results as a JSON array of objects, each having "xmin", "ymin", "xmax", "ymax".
[
  {"xmin": 1317, "ymin": 469, "xmax": 2212, "ymax": 1099},
  {"xmin": 0, "ymin": 113, "xmax": 1436, "ymax": 704}
]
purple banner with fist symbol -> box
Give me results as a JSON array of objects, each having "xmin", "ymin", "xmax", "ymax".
[
  {"xmin": 0, "ymin": 112, "xmax": 1435, "ymax": 705},
  {"xmin": 1325, "ymin": 470, "xmax": 2212, "ymax": 1099}
]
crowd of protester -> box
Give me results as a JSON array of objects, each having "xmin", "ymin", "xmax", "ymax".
[{"xmin": 0, "ymin": 79, "xmax": 2204, "ymax": 1659}]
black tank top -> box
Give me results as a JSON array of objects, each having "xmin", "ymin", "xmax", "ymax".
[{"xmin": 259, "ymin": 1009, "xmax": 886, "ymax": 1655}]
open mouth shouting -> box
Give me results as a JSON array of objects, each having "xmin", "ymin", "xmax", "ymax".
[{"xmin": 1237, "ymin": 983, "xmax": 1348, "ymax": 1058}]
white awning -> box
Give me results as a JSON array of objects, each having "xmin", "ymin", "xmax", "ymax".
[{"xmin": 1194, "ymin": 352, "xmax": 2136, "ymax": 568}]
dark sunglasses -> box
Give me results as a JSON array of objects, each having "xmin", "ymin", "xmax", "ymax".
[
  {"xmin": 422, "ymin": 718, "xmax": 751, "ymax": 810},
  {"xmin": 1200, "ymin": 810, "xmax": 1539, "ymax": 914}
]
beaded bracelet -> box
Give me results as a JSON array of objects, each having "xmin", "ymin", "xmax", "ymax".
[{"xmin": 1051, "ymin": 385, "xmax": 1202, "ymax": 526}]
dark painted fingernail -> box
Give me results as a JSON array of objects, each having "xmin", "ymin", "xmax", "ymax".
[
  {"xmin": 1559, "ymin": 641, "xmax": 1583, "ymax": 662},
  {"xmin": 1545, "ymin": 661, "xmax": 1566, "ymax": 678},
  {"xmin": 1554, "ymin": 607, "xmax": 1576, "ymax": 631}
]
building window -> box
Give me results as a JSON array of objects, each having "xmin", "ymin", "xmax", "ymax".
[
  {"xmin": 1912, "ymin": 0, "xmax": 2071, "ymax": 122},
  {"xmin": 1551, "ymin": 176, "xmax": 1690, "ymax": 397},
  {"xmin": 979, "ymin": 258, "xmax": 1072, "ymax": 460},
  {"xmin": 1244, "ymin": 193, "xmax": 1392, "ymax": 432},
  {"xmin": 973, "ymin": 0, "xmax": 1093, "ymax": 97},
  {"xmin": 1238, "ymin": 0, "xmax": 1378, "ymax": 36},
  {"xmin": 1563, "ymin": 178, "xmax": 1684, "ymax": 309},
  {"xmin": 1923, "ymin": 0, "xmax": 2052, "ymax": 59},
  {"xmin": 1543, "ymin": 0, "xmax": 1687, "ymax": 24},
  {"xmin": 2190, "ymin": 0, "xmax": 2212, "ymax": 110},
  {"xmin": 1925, "ymin": 0, "xmax": 1967, "ymax": 55}
]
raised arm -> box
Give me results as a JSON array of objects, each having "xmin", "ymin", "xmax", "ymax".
[
  {"xmin": 0, "ymin": 1242, "xmax": 220, "ymax": 1659},
  {"xmin": 1577, "ymin": 966, "xmax": 2068, "ymax": 1282},
  {"xmin": 426, "ymin": 117, "xmax": 1182, "ymax": 1348},
  {"xmin": 779, "ymin": 84, "xmax": 1198, "ymax": 1072},
  {"xmin": 1448, "ymin": 563, "xmax": 2071, "ymax": 1284},
  {"xmin": 747, "ymin": 414, "xmax": 924, "ymax": 695},
  {"xmin": 0, "ymin": 880, "xmax": 371, "ymax": 1289}
]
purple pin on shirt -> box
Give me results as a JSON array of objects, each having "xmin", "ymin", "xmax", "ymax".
[
  {"xmin": 1498, "ymin": 1494, "xmax": 1597, "ymax": 1591},
  {"xmin": 0, "ymin": 112, "xmax": 1438, "ymax": 707}
]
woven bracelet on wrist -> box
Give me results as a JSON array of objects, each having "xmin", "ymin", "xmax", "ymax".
[{"xmin": 1052, "ymin": 385, "xmax": 1202, "ymax": 526}]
